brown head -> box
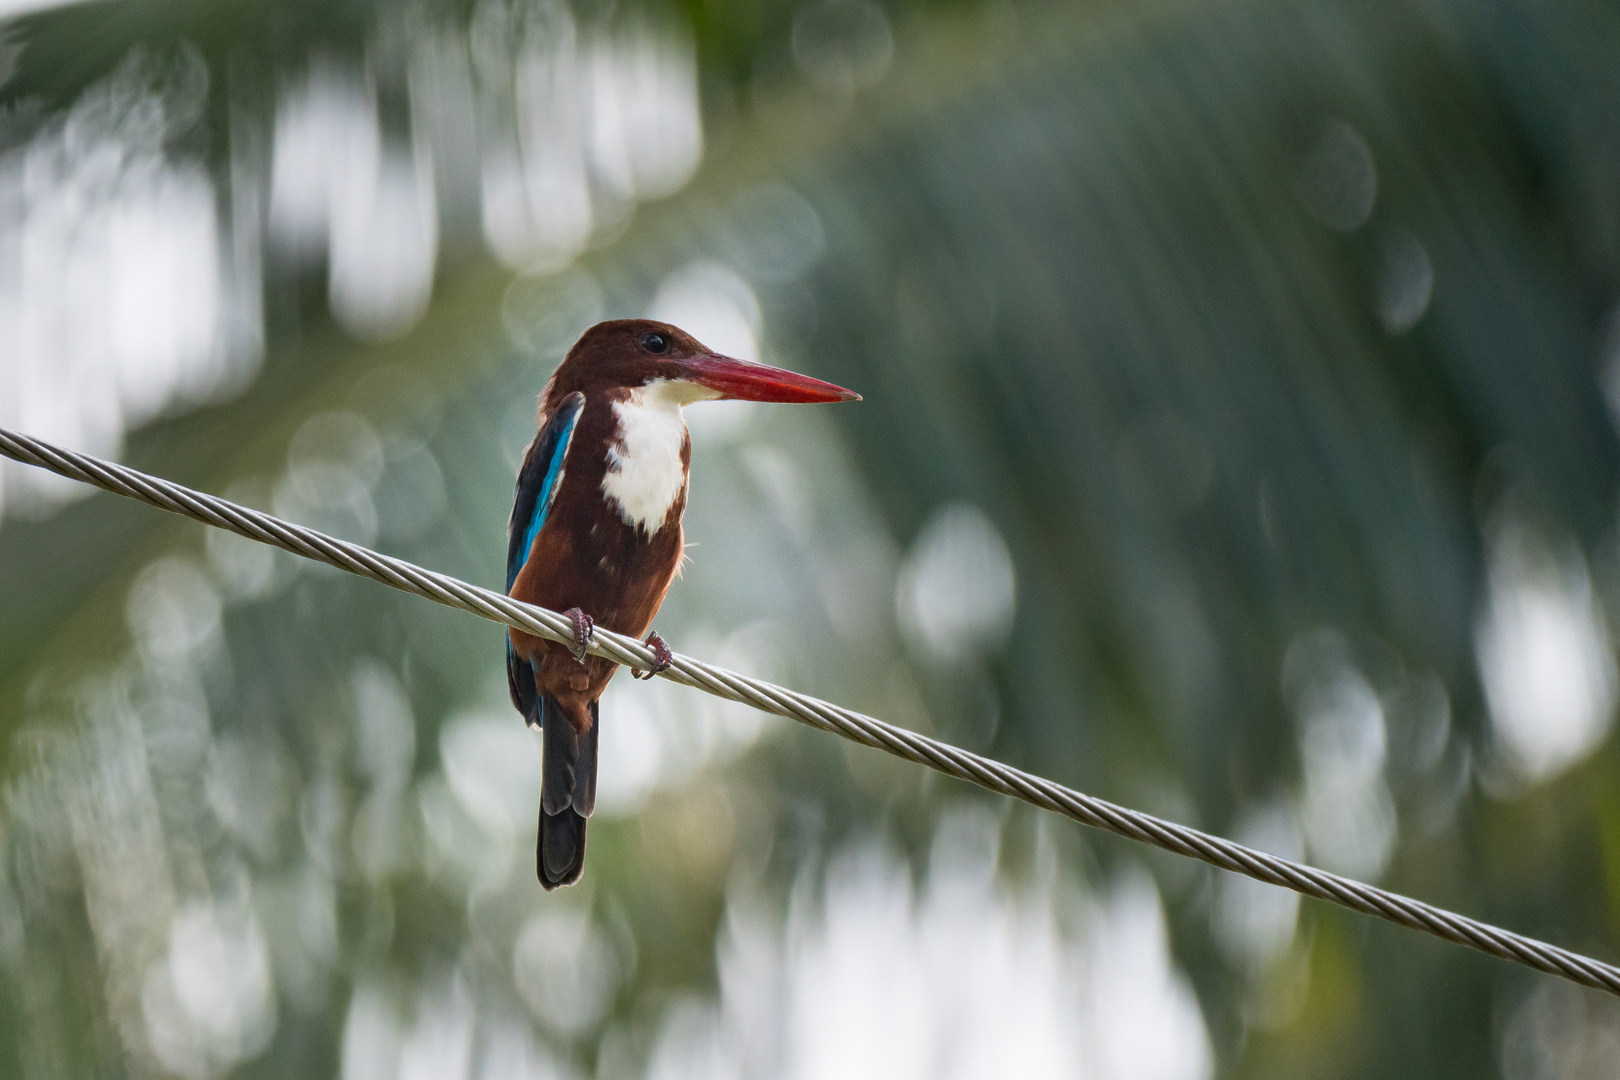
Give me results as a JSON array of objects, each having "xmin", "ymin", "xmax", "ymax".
[{"xmin": 542, "ymin": 319, "xmax": 860, "ymax": 412}]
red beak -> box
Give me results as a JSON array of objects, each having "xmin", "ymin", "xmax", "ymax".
[{"xmin": 680, "ymin": 354, "xmax": 861, "ymax": 404}]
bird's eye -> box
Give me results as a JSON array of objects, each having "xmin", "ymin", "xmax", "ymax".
[{"xmin": 640, "ymin": 332, "xmax": 669, "ymax": 354}]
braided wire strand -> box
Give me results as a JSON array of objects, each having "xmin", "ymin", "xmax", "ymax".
[{"xmin": 2, "ymin": 425, "xmax": 1617, "ymax": 994}]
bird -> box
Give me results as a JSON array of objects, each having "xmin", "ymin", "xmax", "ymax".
[{"xmin": 506, "ymin": 319, "xmax": 860, "ymax": 888}]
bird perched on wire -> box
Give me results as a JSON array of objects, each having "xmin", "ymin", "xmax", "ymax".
[{"xmin": 506, "ymin": 319, "xmax": 860, "ymax": 888}]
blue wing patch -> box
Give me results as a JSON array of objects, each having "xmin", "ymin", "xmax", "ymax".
[
  {"xmin": 506, "ymin": 392, "xmax": 584, "ymax": 591},
  {"xmin": 507, "ymin": 392, "xmax": 584, "ymax": 727}
]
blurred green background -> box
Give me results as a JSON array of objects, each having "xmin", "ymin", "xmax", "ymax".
[{"xmin": 4, "ymin": 0, "xmax": 1620, "ymax": 1076}]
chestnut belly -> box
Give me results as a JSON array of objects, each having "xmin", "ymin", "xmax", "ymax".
[{"xmin": 508, "ymin": 511, "xmax": 683, "ymax": 702}]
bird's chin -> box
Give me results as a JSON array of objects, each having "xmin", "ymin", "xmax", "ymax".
[{"xmin": 642, "ymin": 377, "xmax": 724, "ymax": 407}]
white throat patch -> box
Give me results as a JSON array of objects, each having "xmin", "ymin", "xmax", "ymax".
[{"xmin": 601, "ymin": 380, "xmax": 715, "ymax": 534}]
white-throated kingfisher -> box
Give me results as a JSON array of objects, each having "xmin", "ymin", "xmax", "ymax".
[{"xmin": 507, "ymin": 319, "xmax": 860, "ymax": 888}]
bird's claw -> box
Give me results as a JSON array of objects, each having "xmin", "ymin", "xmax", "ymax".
[
  {"xmin": 633, "ymin": 631, "xmax": 674, "ymax": 680},
  {"xmin": 564, "ymin": 607, "xmax": 594, "ymax": 665}
]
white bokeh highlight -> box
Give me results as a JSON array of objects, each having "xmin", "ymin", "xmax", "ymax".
[
  {"xmin": 475, "ymin": 4, "xmax": 703, "ymax": 270},
  {"xmin": 270, "ymin": 61, "xmax": 438, "ymax": 341},
  {"xmin": 1213, "ymin": 798, "xmax": 1303, "ymax": 972},
  {"xmin": 1476, "ymin": 525, "xmax": 1617, "ymax": 787},
  {"xmin": 0, "ymin": 48, "xmax": 256, "ymax": 521},
  {"xmin": 1284, "ymin": 633, "xmax": 1396, "ymax": 880},
  {"xmin": 896, "ymin": 503, "xmax": 1018, "ymax": 662},
  {"xmin": 142, "ymin": 901, "xmax": 277, "ymax": 1080},
  {"xmin": 645, "ymin": 809, "xmax": 1213, "ymax": 1080}
]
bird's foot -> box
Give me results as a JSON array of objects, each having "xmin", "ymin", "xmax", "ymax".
[
  {"xmin": 633, "ymin": 631, "xmax": 674, "ymax": 680},
  {"xmin": 563, "ymin": 607, "xmax": 594, "ymax": 665}
]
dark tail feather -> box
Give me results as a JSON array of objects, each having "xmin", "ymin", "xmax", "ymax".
[{"xmin": 537, "ymin": 697, "xmax": 597, "ymax": 890}]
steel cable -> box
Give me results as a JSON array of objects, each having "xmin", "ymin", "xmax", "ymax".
[{"xmin": 2, "ymin": 424, "xmax": 1617, "ymax": 994}]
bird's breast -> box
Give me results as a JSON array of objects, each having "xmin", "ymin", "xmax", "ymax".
[{"xmin": 600, "ymin": 390, "xmax": 690, "ymax": 535}]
